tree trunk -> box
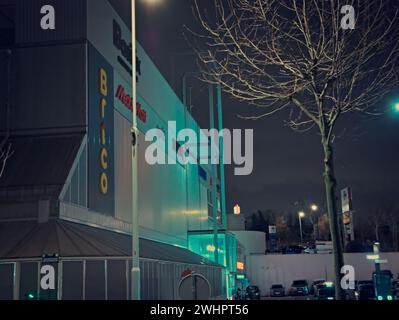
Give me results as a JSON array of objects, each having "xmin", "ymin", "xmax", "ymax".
[{"xmin": 322, "ymin": 140, "xmax": 346, "ymax": 300}]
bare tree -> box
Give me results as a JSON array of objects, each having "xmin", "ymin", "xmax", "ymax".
[
  {"xmin": 367, "ymin": 203, "xmax": 399, "ymax": 250},
  {"xmin": 189, "ymin": 0, "xmax": 399, "ymax": 299}
]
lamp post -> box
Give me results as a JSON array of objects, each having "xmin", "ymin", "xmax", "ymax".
[
  {"xmin": 131, "ymin": 0, "xmax": 140, "ymax": 301},
  {"xmin": 298, "ymin": 211, "xmax": 305, "ymax": 245},
  {"xmin": 130, "ymin": 0, "xmax": 167, "ymax": 300},
  {"xmin": 310, "ymin": 203, "xmax": 318, "ymax": 241}
]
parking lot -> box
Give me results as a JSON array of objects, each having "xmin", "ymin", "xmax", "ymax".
[{"xmin": 262, "ymin": 295, "xmax": 314, "ymax": 300}]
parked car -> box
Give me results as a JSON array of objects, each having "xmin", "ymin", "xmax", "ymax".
[
  {"xmin": 270, "ymin": 284, "xmax": 285, "ymax": 297},
  {"xmin": 288, "ymin": 280, "xmax": 309, "ymax": 296},
  {"xmin": 315, "ymin": 241, "xmax": 333, "ymax": 254},
  {"xmin": 357, "ymin": 284, "xmax": 375, "ymax": 300},
  {"xmin": 315, "ymin": 282, "xmax": 335, "ymax": 300},
  {"xmin": 246, "ymin": 285, "xmax": 261, "ymax": 300},
  {"xmin": 310, "ymin": 279, "xmax": 325, "ymax": 295},
  {"xmin": 304, "ymin": 246, "xmax": 316, "ymax": 254}
]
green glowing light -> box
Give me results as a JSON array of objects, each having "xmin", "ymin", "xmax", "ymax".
[
  {"xmin": 387, "ymin": 295, "xmax": 393, "ymax": 301},
  {"xmin": 378, "ymin": 296, "xmax": 383, "ymax": 301},
  {"xmin": 391, "ymin": 100, "xmax": 399, "ymax": 114}
]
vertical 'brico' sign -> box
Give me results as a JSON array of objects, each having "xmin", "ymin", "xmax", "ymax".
[
  {"xmin": 88, "ymin": 44, "xmax": 115, "ymax": 216},
  {"xmin": 99, "ymin": 68, "xmax": 109, "ymax": 194}
]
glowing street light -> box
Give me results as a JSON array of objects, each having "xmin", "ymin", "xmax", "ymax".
[
  {"xmin": 310, "ymin": 204, "xmax": 318, "ymax": 212},
  {"xmin": 390, "ymin": 99, "xmax": 399, "ymax": 114},
  {"xmin": 298, "ymin": 211, "xmax": 305, "ymax": 244},
  {"xmin": 140, "ymin": 0, "xmax": 163, "ymax": 6}
]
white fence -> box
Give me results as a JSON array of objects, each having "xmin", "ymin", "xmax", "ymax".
[
  {"xmin": 246, "ymin": 252, "xmax": 399, "ymax": 294},
  {"xmin": 0, "ymin": 257, "xmax": 224, "ymax": 300}
]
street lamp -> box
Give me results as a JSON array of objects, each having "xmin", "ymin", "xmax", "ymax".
[
  {"xmin": 310, "ymin": 204, "xmax": 318, "ymax": 212},
  {"xmin": 298, "ymin": 211, "xmax": 305, "ymax": 244},
  {"xmin": 130, "ymin": 0, "xmax": 163, "ymax": 301},
  {"xmin": 140, "ymin": 0, "xmax": 163, "ymax": 6},
  {"xmin": 131, "ymin": 0, "xmax": 140, "ymax": 301}
]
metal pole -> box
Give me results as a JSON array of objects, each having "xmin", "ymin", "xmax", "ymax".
[
  {"xmin": 299, "ymin": 215, "xmax": 303, "ymax": 245},
  {"xmin": 216, "ymin": 85, "xmax": 226, "ymax": 231},
  {"xmin": 131, "ymin": 0, "xmax": 141, "ymax": 300},
  {"xmin": 217, "ymin": 85, "xmax": 230, "ymax": 297},
  {"xmin": 13, "ymin": 262, "xmax": 20, "ymax": 300},
  {"xmin": 209, "ymin": 84, "xmax": 219, "ymax": 265}
]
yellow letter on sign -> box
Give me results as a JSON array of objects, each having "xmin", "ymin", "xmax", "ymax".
[
  {"xmin": 100, "ymin": 172, "xmax": 108, "ymax": 194},
  {"xmin": 99, "ymin": 68, "xmax": 108, "ymax": 96}
]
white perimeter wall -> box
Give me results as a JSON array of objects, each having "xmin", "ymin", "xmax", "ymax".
[
  {"xmin": 232, "ymin": 231, "xmax": 266, "ymax": 255},
  {"xmin": 246, "ymin": 253, "xmax": 399, "ymax": 293}
]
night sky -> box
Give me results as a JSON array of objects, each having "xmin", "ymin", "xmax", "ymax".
[{"xmin": 110, "ymin": 0, "xmax": 399, "ymax": 217}]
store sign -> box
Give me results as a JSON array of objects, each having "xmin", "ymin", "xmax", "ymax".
[
  {"xmin": 236, "ymin": 261, "xmax": 245, "ymax": 271},
  {"xmin": 341, "ymin": 187, "xmax": 353, "ymax": 213},
  {"xmin": 87, "ymin": 0, "xmax": 139, "ymax": 83},
  {"xmin": 234, "ymin": 204, "xmax": 241, "ymax": 215},
  {"xmin": 112, "ymin": 19, "xmax": 142, "ymax": 82},
  {"xmin": 88, "ymin": 44, "xmax": 115, "ymax": 216},
  {"xmin": 87, "ymin": 0, "xmax": 178, "ymax": 142},
  {"xmin": 115, "ymin": 84, "xmax": 147, "ymax": 123}
]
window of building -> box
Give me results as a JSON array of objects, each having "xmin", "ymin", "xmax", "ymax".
[
  {"xmin": 62, "ymin": 261, "xmax": 83, "ymax": 300},
  {"xmin": 0, "ymin": 263, "xmax": 14, "ymax": 300}
]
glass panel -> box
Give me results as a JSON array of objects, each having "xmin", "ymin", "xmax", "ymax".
[
  {"xmin": 62, "ymin": 261, "xmax": 83, "ymax": 300},
  {"xmin": 85, "ymin": 261, "xmax": 105, "ymax": 300},
  {"xmin": 19, "ymin": 262, "xmax": 38, "ymax": 300},
  {"xmin": 107, "ymin": 260, "xmax": 126, "ymax": 300},
  {"xmin": 0, "ymin": 264, "xmax": 14, "ymax": 300},
  {"xmin": 188, "ymin": 233, "xmax": 227, "ymax": 266}
]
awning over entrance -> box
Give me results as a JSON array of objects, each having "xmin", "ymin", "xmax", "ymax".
[{"xmin": 0, "ymin": 220, "xmax": 221, "ymax": 267}]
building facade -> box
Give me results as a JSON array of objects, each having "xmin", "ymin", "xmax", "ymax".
[{"xmin": 0, "ymin": 0, "xmax": 236, "ymax": 300}]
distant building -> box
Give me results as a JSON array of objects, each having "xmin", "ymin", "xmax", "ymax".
[{"xmin": 227, "ymin": 212, "xmax": 246, "ymax": 231}]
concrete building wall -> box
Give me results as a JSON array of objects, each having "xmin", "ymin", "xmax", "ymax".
[
  {"xmin": 1, "ymin": 0, "xmax": 221, "ymax": 252},
  {"xmin": 231, "ymin": 231, "xmax": 266, "ymax": 255},
  {"xmin": 57, "ymin": 0, "xmax": 216, "ymax": 247},
  {"xmin": 246, "ymin": 253, "xmax": 399, "ymax": 293}
]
